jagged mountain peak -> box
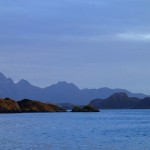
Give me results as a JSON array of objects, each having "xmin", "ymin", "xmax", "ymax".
[
  {"xmin": 17, "ymin": 79, "xmax": 32, "ymax": 86},
  {"xmin": 0, "ymin": 72, "xmax": 14, "ymax": 85},
  {"xmin": 47, "ymin": 81, "xmax": 80, "ymax": 90}
]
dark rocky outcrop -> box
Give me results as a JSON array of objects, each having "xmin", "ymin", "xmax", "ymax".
[
  {"xmin": 0, "ymin": 98, "xmax": 21, "ymax": 113},
  {"xmin": 72, "ymin": 105, "xmax": 100, "ymax": 112},
  {"xmin": 17, "ymin": 99, "xmax": 66, "ymax": 112}
]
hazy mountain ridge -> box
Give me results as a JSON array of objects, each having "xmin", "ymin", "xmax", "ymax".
[{"xmin": 0, "ymin": 72, "xmax": 148, "ymax": 104}]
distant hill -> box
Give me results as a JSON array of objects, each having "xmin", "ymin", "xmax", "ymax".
[
  {"xmin": 90, "ymin": 92, "xmax": 150, "ymax": 109},
  {"xmin": 0, "ymin": 72, "xmax": 148, "ymax": 105}
]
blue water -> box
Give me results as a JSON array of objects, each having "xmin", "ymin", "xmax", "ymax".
[{"xmin": 0, "ymin": 110, "xmax": 150, "ymax": 150}]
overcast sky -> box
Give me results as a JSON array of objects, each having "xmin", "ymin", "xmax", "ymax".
[{"xmin": 0, "ymin": 0, "xmax": 150, "ymax": 94}]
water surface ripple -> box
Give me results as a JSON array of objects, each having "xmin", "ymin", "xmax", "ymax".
[{"xmin": 0, "ymin": 110, "xmax": 150, "ymax": 150}]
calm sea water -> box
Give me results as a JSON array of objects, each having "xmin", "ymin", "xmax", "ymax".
[{"xmin": 0, "ymin": 110, "xmax": 150, "ymax": 150}]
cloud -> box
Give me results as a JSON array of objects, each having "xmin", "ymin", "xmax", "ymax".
[{"xmin": 116, "ymin": 32, "xmax": 150, "ymax": 42}]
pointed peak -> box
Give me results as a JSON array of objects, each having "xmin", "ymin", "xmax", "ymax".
[
  {"xmin": 46, "ymin": 81, "xmax": 80, "ymax": 90},
  {"xmin": 17, "ymin": 79, "xmax": 31, "ymax": 85}
]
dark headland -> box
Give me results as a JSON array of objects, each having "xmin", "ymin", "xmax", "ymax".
[
  {"xmin": 89, "ymin": 92, "xmax": 150, "ymax": 109},
  {"xmin": 0, "ymin": 98, "xmax": 66, "ymax": 113}
]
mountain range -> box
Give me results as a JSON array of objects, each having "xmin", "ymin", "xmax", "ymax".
[{"xmin": 0, "ymin": 72, "xmax": 148, "ymax": 105}]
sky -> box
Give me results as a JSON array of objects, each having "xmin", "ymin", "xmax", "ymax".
[{"xmin": 0, "ymin": 0, "xmax": 150, "ymax": 94}]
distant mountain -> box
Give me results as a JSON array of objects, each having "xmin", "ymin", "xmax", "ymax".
[
  {"xmin": 90, "ymin": 92, "xmax": 150, "ymax": 109},
  {"xmin": 16, "ymin": 79, "xmax": 42, "ymax": 100},
  {"xmin": 0, "ymin": 72, "xmax": 148, "ymax": 105}
]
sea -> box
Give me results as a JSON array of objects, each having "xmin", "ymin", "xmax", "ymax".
[{"xmin": 0, "ymin": 110, "xmax": 150, "ymax": 150}]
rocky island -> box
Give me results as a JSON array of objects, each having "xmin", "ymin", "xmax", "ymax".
[
  {"xmin": 0, "ymin": 98, "xmax": 66, "ymax": 113},
  {"xmin": 72, "ymin": 105, "xmax": 100, "ymax": 112}
]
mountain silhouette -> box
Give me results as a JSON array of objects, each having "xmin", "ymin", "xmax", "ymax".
[
  {"xmin": 0, "ymin": 72, "xmax": 148, "ymax": 104},
  {"xmin": 90, "ymin": 92, "xmax": 150, "ymax": 109},
  {"xmin": 89, "ymin": 92, "xmax": 141, "ymax": 109}
]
